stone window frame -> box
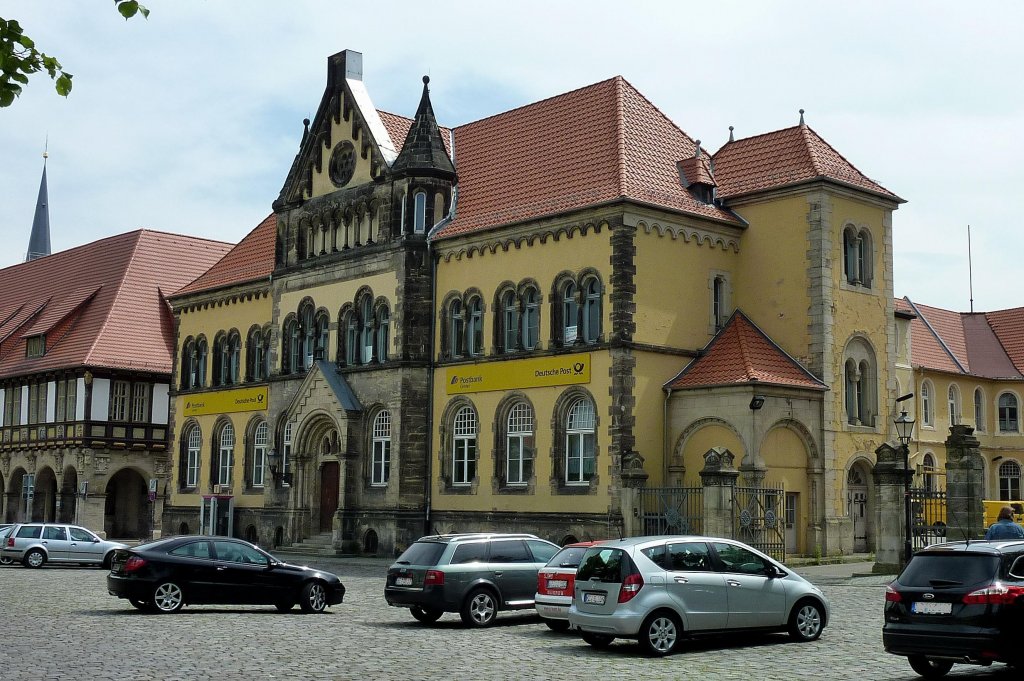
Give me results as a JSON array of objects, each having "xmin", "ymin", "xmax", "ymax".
[
  {"xmin": 466, "ymin": 293, "xmax": 485, "ymax": 357},
  {"xmin": 493, "ymin": 282, "xmax": 518, "ymax": 354},
  {"xmin": 368, "ymin": 408, "xmax": 392, "ymax": 487},
  {"xmin": 550, "ymin": 387, "xmax": 600, "ymax": 494},
  {"xmin": 974, "ymin": 387, "xmax": 986, "ymax": 432},
  {"xmin": 998, "ymin": 459, "xmax": 1022, "ymax": 500},
  {"xmin": 708, "ymin": 270, "xmax": 732, "ymax": 334},
  {"xmin": 921, "ymin": 380, "xmax": 935, "ymax": 428},
  {"xmin": 245, "ymin": 324, "xmax": 272, "ymax": 382},
  {"xmin": 841, "ymin": 222, "xmax": 875, "ymax": 290},
  {"xmin": 439, "ymin": 397, "xmax": 479, "ymax": 494},
  {"xmin": 242, "ymin": 417, "xmax": 268, "ymax": 492},
  {"xmin": 413, "ymin": 191, "xmax": 427, "ymax": 234},
  {"xmin": 491, "ymin": 393, "xmax": 537, "ymax": 494},
  {"xmin": 518, "ymin": 280, "xmax": 541, "ymax": 351},
  {"xmin": 842, "ymin": 336, "xmax": 878, "ymax": 429},
  {"xmin": 579, "ymin": 271, "xmax": 604, "ymax": 345},
  {"xmin": 180, "ymin": 336, "xmax": 196, "ymax": 390},
  {"xmin": 550, "ymin": 271, "xmax": 579, "ymax": 349},
  {"xmin": 947, "ymin": 383, "xmax": 961, "ymax": 426},
  {"xmin": 921, "ymin": 451, "xmax": 937, "ymax": 492},
  {"xmin": 998, "ymin": 391, "xmax": 1020, "ymax": 434},
  {"xmin": 179, "ymin": 419, "xmax": 202, "ymax": 490},
  {"xmin": 210, "ymin": 417, "xmax": 236, "ymax": 489},
  {"xmin": 280, "ymin": 313, "xmax": 300, "ymax": 375}
]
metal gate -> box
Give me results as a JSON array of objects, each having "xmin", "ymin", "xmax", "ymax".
[
  {"xmin": 910, "ymin": 488, "xmax": 947, "ymax": 551},
  {"xmin": 636, "ymin": 486, "xmax": 703, "ymax": 536},
  {"xmin": 734, "ymin": 484, "xmax": 786, "ymax": 561}
]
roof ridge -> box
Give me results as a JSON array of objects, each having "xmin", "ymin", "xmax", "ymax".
[
  {"xmin": 798, "ymin": 124, "xmax": 823, "ymax": 177},
  {"xmin": 82, "ymin": 231, "xmax": 144, "ymax": 365},
  {"xmin": 613, "ymin": 77, "xmax": 627, "ymax": 198},
  {"xmin": 905, "ymin": 297, "xmax": 967, "ymax": 373}
]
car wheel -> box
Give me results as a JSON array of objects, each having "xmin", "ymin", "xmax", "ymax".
[
  {"xmin": 581, "ymin": 632, "xmax": 615, "ymax": 648},
  {"xmin": 0, "ymin": 555, "xmax": 13, "ymax": 565},
  {"xmin": 460, "ymin": 588, "xmax": 498, "ymax": 628},
  {"xmin": 544, "ymin": 619, "xmax": 571, "ymax": 632},
  {"xmin": 300, "ymin": 581, "xmax": 327, "ymax": 613},
  {"xmin": 152, "ymin": 581, "xmax": 185, "ymax": 613},
  {"xmin": 23, "ymin": 549, "xmax": 45, "ymax": 569},
  {"xmin": 907, "ymin": 655, "xmax": 954, "ymax": 678},
  {"xmin": 788, "ymin": 599, "xmax": 825, "ymax": 642},
  {"xmin": 101, "ymin": 552, "xmax": 114, "ymax": 570},
  {"xmin": 639, "ymin": 610, "xmax": 682, "ymax": 656},
  {"xmin": 410, "ymin": 605, "xmax": 443, "ymax": 623},
  {"xmin": 274, "ymin": 601, "xmax": 295, "ymax": 612}
]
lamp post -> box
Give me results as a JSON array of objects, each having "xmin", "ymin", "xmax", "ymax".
[{"xmin": 894, "ymin": 409, "xmax": 916, "ymax": 564}]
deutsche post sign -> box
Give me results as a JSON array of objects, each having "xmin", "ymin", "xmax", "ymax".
[
  {"xmin": 446, "ymin": 353, "xmax": 591, "ymax": 395},
  {"xmin": 182, "ymin": 386, "xmax": 268, "ymax": 417}
]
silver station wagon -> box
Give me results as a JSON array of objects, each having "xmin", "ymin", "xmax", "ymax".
[
  {"xmin": 568, "ymin": 536, "xmax": 830, "ymax": 656},
  {"xmin": 1, "ymin": 523, "xmax": 127, "ymax": 568}
]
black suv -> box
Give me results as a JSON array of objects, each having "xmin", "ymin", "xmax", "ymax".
[
  {"xmin": 384, "ymin": 533, "xmax": 559, "ymax": 627},
  {"xmin": 883, "ymin": 540, "xmax": 1024, "ymax": 677}
]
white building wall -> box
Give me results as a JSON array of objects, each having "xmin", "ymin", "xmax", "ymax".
[{"xmin": 91, "ymin": 378, "xmax": 110, "ymax": 421}]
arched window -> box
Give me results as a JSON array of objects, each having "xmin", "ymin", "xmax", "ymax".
[
  {"xmin": 565, "ymin": 398, "xmax": 596, "ymax": 485},
  {"xmin": 999, "ymin": 393, "xmax": 1019, "ymax": 433},
  {"xmin": 313, "ymin": 311, "xmax": 330, "ymax": 362},
  {"xmin": 227, "ymin": 331, "xmax": 241, "ymax": 385},
  {"xmin": 975, "ymin": 388, "xmax": 985, "ymax": 431},
  {"xmin": 922, "ymin": 381, "xmax": 934, "ymax": 427},
  {"xmin": 948, "ymin": 384, "xmax": 961, "ymax": 426},
  {"xmin": 449, "ymin": 299, "xmax": 465, "ymax": 358},
  {"xmin": 501, "ymin": 290, "xmax": 517, "ymax": 353},
  {"xmin": 195, "ymin": 337, "xmax": 208, "ymax": 387},
  {"xmin": 581, "ymin": 277, "xmax": 601, "ymax": 343},
  {"xmin": 452, "ymin": 406, "xmax": 477, "ymax": 485},
  {"xmin": 561, "ymin": 281, "xmax": 578, "ymax": 345},
  {"xmin": 300, "ymin": 304, "xmax": 315, "ymax": 371},
  {"xmin": 843, "ymin": 338, "xmax": 876, "ymax": 427},
  {"xmin": 712, "ymin": 276, "xmax": 726, "ymax": 330},
  {"xmin": 251, "ymin": 421, "xmax": 268, "ymax": 488},
  {"xmin": 218, "ymin": 423, "xmax": 235, "ymax": 487},
  {"xmin": 360, "ymin": 296, "xmax": 374, "ymax": 364},
  {"xmin": 212, "ymin": 333, "xmax": 227, "ymax": 386},
  {"xmin": 247, "ymin": 327, "xmax": 265, "ymax": 381},
  {"xmin": 506, "ymin": 402, "xmax": 534, "ymax": 486},
  {"xmin": 281, "ymin": 421, "xmax": 293, "ymax": 485},
  {"xmin": 282, "ymin": 318, "xmax": 300, "ymax": 374},
  {"xmin": 467, "ymin": 297, "xmax": 484, "ymax": 357},
  {"xmin": 843, "ymin": 226, "xmax": 873, "ymax": 288},
  {"xmin": 181, "ymin": 424, "xmax": 201, "ymax": 488},
  {"xmin": 376, "ymin": 305, "xmax": 390, "ymax": 362},
  {"xmin": 922, "ymin": 452, "xmax": 936, "ymax": 492},
  {"xmin": 371, "ymin": 410, "xmax": 391, "ymax": 486},
  {"xmin": 343, "ymin": 310, "xmax": 358, "ymax": 365},
  {"xmin": 413, "ymin": 191, "xmax": 427, "ymax": 233},
  {"xmin": 181, "ymin": 338, "xmax": 195, "ymax": 390},
  {"xmin": 521, "ymin": 287, "xmax": 539, "ymax": 351},
  {"xmin": 999, "ymin": 460, "xmax": 1022, "ymax": 500}
]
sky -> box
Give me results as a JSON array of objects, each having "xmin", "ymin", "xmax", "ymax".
[{"xmin": 2, "ymin": 0, "xmax": 1021, "ymax": 313}]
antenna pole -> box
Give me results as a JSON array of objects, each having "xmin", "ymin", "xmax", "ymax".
[{"xmin": 968, "ymin": 225, "xmax": 974, "ymax": 313}]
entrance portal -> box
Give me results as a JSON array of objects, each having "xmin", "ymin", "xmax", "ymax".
[
  {"xmin": 847, "ymin": 467, "xmax": 869, "ymax": 553},
  {"xmin": 105, "ymin": 469, "xmax": 149, "ymax": 538},
  {"xmin": 320, "ymin": 461, "xmax": 339, "ymax": 532}
]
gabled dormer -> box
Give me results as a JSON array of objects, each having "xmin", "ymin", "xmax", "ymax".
[{"xmin": 677, "ymin": 141, "xmax": 717, "ymax": 205}]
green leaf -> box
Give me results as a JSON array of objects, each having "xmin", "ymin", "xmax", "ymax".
[
  {"xmin": 118, "ymin": 1, "xmax": 139, "ymax": 19},
  {"xmin": 18, "ymin": 35, "xmax": 34, "ymax": 49},
  {"xmin": 55, "ymin": 73, "xmax": 72, "ymax": 96},
  {"xmin": 0, "ymin": 88, "xmax": 16, "ymax": 107}
]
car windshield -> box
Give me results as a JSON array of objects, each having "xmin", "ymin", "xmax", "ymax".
[
  {"xmin": 900, "ymin": 553, "xmax": 1000, "ymax": 588},
  {"xmin": 546, "ymin": 546, "xmax": 590, "ymax": 569},
  {"xmin": 577, "ymin": 547, "xmax": 628, "ymax": 582},
  {"xmin": 394, "ymin": 541, "xmax": 446, "ymax": 566}
]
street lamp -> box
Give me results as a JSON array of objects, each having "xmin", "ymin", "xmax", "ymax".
[{"xmin": 894, "ymin": 409, "xmax": 916, "ymax": 564}]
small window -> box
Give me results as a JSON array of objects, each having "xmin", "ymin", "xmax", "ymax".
[
  {"xmin": 110, "ymin": 380, "xmax": 130, "ymax": 421},
  {"xmin": 218, "ymin": 423, "xmax": 235, "ymax": 487},
  {"xmin": 561, "ymin": 282, "xmax": 578, "ymax": 345},
  {"xmin": 452, "ymin": 406, "xmax": 477, "ymax": 485},
  {"xmin": 999, "ymin": 461, "xmax": 1022, "ymax": 500},
  {"xmin": 451, "ymin": 542, "xmax": 488, "ymax": 564},
  {"xmin": 668, "ymin": 542, "xmax": 712, "ymax": 572},
  {"xmin": 170, "ymin": 541, "xmax": 211, "ymax": 559},
  {"xmin": 922, "ymin": 382, "xmax": 934, "ymax": 427},
  {"xmin": 467, "ymin": 297, "xmax": 484, "ymax": 357},
  {"xmin": 371, "ymin": 410, "xmax": 392, "ymax": 486},
  {"xmin": 581, "ymin": 278, "xmax": 601, "ymax": 343},
  {"xmin": 68, "ymin": 527, "xmax": 95, "ymax": 542},
  {"xmin": 948, "ymin": 385, "xmax": 961, "ymax": 426},
  {"xmin": 413, "ymin": 191, "xmax": 427, "ymax": 233},
  {"xmin": 641, "ymin": 543, "xmax": 669, "ymax": 569},
  {"xmin": 506, "ymin": 402, "xmax": 534, "ymax": 485},
  {"xmin": 501, "ymin": 290, "xmax": 518, "ymax": 353},
  {"xmin": 26, "ymin": 335, "xmax": 45, "ymax": 358},
  {"xmin": 131, "ymin": 383, "xmax": 149, "ymax": 423},
  {"xmin": 974, "ymin": 388, "xmax": 985, "ymax": 432},
  {"xmin": 43, "ymin": 526, "xmax": 67, "ymax": 541},
  {"xmin": 489, "ymin": 539, "xmax": 531, "ymax": 563},
  {"xmin": 185, "ymin": 425, "xmax": 201, "ymax": 488},
  {"xmin": 252, "ymin": 421, "xmax": 268, "ymax": 488},
  {"xmin": 521, "ymin": 288, "xmax": 539, "ymax": 351},
  {"xmin": 449, "ymin": 299, "xmax": 465, "ymax": 358},
  {"xmin": 527, "ymin": 540, "xmax": 559, "ymax": 563},
  {"xmin": 711, "ymin": 542, "xmax": 769, "ymax": 575},
  {"xmin": 565, "ymin": 398, "xmax": 596, "ymax": 485},
  {"xmin": 999, "ymin": 393, "xmax": 1019, "ymax": 433}
]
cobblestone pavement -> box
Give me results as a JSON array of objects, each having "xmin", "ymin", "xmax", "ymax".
[{"xmin": 0, "ymin": 559, "xmax": 1018, "ymax": 680}]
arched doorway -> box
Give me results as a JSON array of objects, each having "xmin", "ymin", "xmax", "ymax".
[
  {"xmin": 32, "ymin": 467, "xmax": 58, "ymax": 522},
  {"xmin": 6, "ymin": 468, "xmax": 27, "ymax": 523},
  {"xmin": 320, "ymin": 461, "xmax": 339, "ymax": 532},
  {"xmin": 847, "ymin": 463, "xmax": 871, "ymax": 553},
  {"xmin": 105, "ymin": 469, "xmax": 149, "ymax": 539},
  {"xmin": 59, "ymin": 467, "xmax": 79, "ymax": 523}
]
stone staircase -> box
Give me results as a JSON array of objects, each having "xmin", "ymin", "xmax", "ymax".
[{"xmin": 272, "ymin": 532, "xmax": 338, "ymax": 557}]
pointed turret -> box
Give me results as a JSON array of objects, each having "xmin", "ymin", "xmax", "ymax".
[
  {"xmin": 26, "ymin": 154, "xmax": 51, "ymax": 261},
  {"xmin": 391, "ymin": 76, "xmax": 456, "ymax": 180}
]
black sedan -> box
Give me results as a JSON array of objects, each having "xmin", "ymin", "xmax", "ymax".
[{"xmin": 106, "ymin": 535, "xmax": 345, "ymax": 614}]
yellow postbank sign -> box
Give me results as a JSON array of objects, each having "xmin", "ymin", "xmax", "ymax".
[
  {"xmin": 446, "ymin": 353, "xmax": 591, "ymax": 395},
  {"xmin": 182, "ymin": 386, "xmax": 268, "ymax": 417}
]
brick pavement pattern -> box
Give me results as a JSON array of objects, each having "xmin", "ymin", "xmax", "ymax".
[{"xmin": 0, "ymin": 561, "xmax": 1016, "ymax": 680}]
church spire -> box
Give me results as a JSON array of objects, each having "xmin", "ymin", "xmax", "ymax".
[
  {"xmin": 26, "ymin": 149, "xmax": 52, "ymax": 262},
  {"xmin": 391, "ymin": 76, "xmax": 456, "ymax": 179}
]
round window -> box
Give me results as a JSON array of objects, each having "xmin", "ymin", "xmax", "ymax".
[{"xmin": 329, "ymin": 141, "xmax": 356, "ymax": 187}]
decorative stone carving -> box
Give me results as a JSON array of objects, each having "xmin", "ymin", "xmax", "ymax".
[
  {"xmin": 699, "ymin": 447, "xmax": 739, "ymax": 486},
  {"xmin": 26, "ymin": 453, "xmax": 37, "ymax": 473},
  {"xmin": 0, "ymin": 453, "xmax": 9, "ymax": 476},
  {"xmin": 620, "ymin": 450, "xmax": 648, "ymax": 489}
]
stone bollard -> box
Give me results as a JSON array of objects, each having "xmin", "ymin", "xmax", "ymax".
[{"xmin": 700, "ymin": 448, "xmax": 739, "ymax": 539}]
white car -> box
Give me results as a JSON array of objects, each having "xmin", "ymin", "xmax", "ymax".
[{"xmin": 1, "ymin": 523, "xmax": 127, "ymax": 568}]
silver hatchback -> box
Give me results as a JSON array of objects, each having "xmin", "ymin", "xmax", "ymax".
[
  {"xmin": 567, "ymin": 536, "xmax": 830, "ymax": 656},
  {"xmin": 1, "ymin": 523, "xmax": 127, "ymax": 568}
]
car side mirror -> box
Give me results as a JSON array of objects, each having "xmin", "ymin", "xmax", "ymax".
[
  {"xmin": 765, "ymin": 565, "xmax": 784, "ymax": 578},
  {"xmin": 92, "ymin": 538, "xmax": 100, "ymax": 543}
]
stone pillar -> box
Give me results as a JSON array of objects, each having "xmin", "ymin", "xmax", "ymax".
[
  {"xmin": 944, "ymin": 425, "xmax": 985, "ymax": 540},
  {"xmin": 619, "ymin": 452, "xmax": 648, "ymax": 539},
  {"xmin": 700, "ymin": 448, "xmax": 739, "ymax": 538},
  {"xmin": 873, "ymin": 442, "xmax": 907, "ymax": 573}
]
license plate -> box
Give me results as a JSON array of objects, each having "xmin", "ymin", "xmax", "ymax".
[
  {"xmin": 911, "ymin": 601, "xmax": 952, "ymax": 615},
  {"xmin": 547, "ymin": 579, "xmax": 568, "ymax": 590},
  {"xmin": 583, "ymin": 592, "xmax": 606, "ymax": 605},
  {"xmin": 395, "ymin": 576, "xmax": 412, "ymax": 586}
]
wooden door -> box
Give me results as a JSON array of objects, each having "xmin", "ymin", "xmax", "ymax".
[{"xmin": 319, "ymin": 461, "xmax": 339, "ymax": 532}]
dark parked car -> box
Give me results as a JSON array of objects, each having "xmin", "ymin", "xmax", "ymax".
[
  {"xmin": 106, "ymin": 535, "xmax": 345, "ymax": 614},
  {"xmin": 883, "ymin": 540, "xmax": 1024, "ymax": 677},
  {"xmin": 385, "ymin": 533, "xmax": 560, "ymax": 627}
]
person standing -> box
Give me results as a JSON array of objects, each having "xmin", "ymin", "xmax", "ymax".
[{"xmin": 984, "ymin": 506, "xmax": 1024, "ymax": 540}]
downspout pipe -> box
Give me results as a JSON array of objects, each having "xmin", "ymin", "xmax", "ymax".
[{"xmin": 663, "ymin": 387, "xmax": 672, "ymax": 485}]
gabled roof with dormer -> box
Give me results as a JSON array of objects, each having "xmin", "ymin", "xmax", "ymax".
[
  {"xmin": 0, "ymin": 230, "xmax": 231, "ymax": 378},
  {"xmin": 665, "ymin": 310, "xmax": 827, "ymax": 391},
  {"xmin": 712, "ymin": 122, "xmax": 903, "ymax": 203}
]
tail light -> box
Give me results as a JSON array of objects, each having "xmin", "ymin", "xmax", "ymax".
[
  {"xmin": 537, "ymin": 573, "xmax": 546, "ymax": 594},
  {"xmin": 884, "ymin": 585, "xmax": 902, "ymax": 602},
  {"xmin": 123, "ymin": 556, "xmax": 147, "ymax": 573},
  {"xmin": 423, "ymin": 569, "xmax": 445, "ymax": 586},
  {"xmin": 5, "ymin": 537, "xmax": 12, "ymax": 548},
  {"xmin": 963, "ymin": 583, "xmax": 1024, "ymax": 605},
  {"xmin": 618, "ymin": 572, "xmax": 644, "ymax": 603}
]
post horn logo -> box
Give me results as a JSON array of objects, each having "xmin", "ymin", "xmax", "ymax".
[{"xmin": 573, "ymin": 362, "xmax": 585, "ymax": 375}]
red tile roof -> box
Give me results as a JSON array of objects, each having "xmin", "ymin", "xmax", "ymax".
[
  {"xmin": 899, "ymin": 297, "xmax": 1024, "ymax": 379},
  {"xmin": 712, "ymin": 124, "xmax": 902, "ymax": 202},
  {"xmin": 0, "ymin": 230, "xmax": 232, "ymax": 377},
  {"xmin": 173, "ymin": 214, "xmax": 277, "ymax": 297},
  {"xmin": 436, "ymin": 77, "xmax": 741, "ymax": 239},
  {"xmin": 665, "ymin": 311, "xmax": 827, "ymax": 391}
]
